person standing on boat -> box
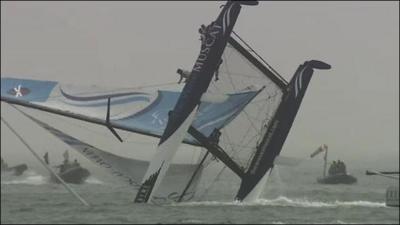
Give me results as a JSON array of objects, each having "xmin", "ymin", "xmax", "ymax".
[
  {"xmin": 337, "ymin": 160, "xmax": 346, "ymax": 174},
  {"xmin": 329, "ymin": 160, "xmax": 338, "ymax": 175},
  {"xmin": 341, "ymin": 161, "xmax": 347, "ymax": 174},
  {"xmin": 43, "ymin": 152, "xmax": 49, "ymax": 165},
  {"xmin": 73, "ymin": 159, "xmax": 80, "ymax": 167}
]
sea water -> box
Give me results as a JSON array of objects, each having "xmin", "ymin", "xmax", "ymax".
[{"xmin": 1, "ymin": 162, "xmax": 399, "ymax": 224}]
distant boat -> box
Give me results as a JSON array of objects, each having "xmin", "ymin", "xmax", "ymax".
[
  {"xmin": 310, "ymin": 144, "xmax": 357, "ymax": 184},
  {"xmin": 44, "ymin": 151, "xmax": 90, "ymax": 184},
  {"xmin": 366, "ymin": 170, "xmax": 399, "ymax": 207},
  {"xmin": 1, "ymin": 157, "xmax": 28, "ymax": 176}
]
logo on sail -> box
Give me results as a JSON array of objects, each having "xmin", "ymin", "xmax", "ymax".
[{"xmin": 7, "ymin": 85, "xmax": 31, "ymax": 98}]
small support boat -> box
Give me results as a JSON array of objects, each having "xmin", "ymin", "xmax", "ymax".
[
  {"xmin": 310, "ymin": 144, "xmax": 357, "ymax": 185},
  {"xmin": 44, "ymin": 151, "xmax": 90, "ymax": 184},
  {"xmin": 1, "ymin": 157, "xmax": 28, "ymax": 176}
]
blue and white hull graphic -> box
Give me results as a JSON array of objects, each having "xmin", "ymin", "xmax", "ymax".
[
  {"xmin": 134, "ymin": 106, "xmax": 199, "ymax": 203},
  {"xmin": 1, "ymin": 77, "xmax": 260, "ymax": 145}
]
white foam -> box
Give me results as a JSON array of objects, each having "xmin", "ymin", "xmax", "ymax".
[
  {"xmin": 1, "ymin": 170, "xmax": 47, "ymax": 186},
  {"xmin": 255, "ymin": 196, "xmax": 386, "ymax": 208},
  {"xmin": 179, "ymin": 219, "xmax": 204, "ymax": 224},
  {"xmin": 174, "ymin": 196, "xmax": 386, "ymax": 208},
  {"xmin": 85, "ymin": 177, "xmax": 104, "ymax": 184},
  {"xmin": 271, "ymin": 221, "xmax": 285, "ymax": 224}
]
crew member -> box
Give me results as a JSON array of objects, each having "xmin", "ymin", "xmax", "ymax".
[{"xmin": 177, "ymin": 69, "xmax": 191, "ymax": 84}]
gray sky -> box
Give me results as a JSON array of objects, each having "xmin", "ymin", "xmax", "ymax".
[{"xmin": 1, "ymin": 1, "xmax": 399, "ymax": 169}]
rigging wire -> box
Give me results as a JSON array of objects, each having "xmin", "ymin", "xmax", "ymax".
[
  {"xmin": 198, "ymin": 127, "xmax": 243, "ymax": 200},
  {"xmin": 1, "ymin": 113, "xmax": 90, "ymax": 207},
  {"xmin": 232, "ymin": 31, "xmax": 287, "ymax": 85},
  {"xmin": 38, "ymin": 111, "xmax": 157, "ymax": 146}
]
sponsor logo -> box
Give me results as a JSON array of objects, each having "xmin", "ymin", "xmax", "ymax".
[
  {"xmin": 7, "ymin": 85, "xmax": 30, "ymax": 98},
  {"xmin": 222, "ymin": 3, "xmax": 234, "ymax": 35},
  {"xmin": 193, "ymin": 23, "xmax": 222, "ymax": 73},
  {"xmin": 294, "ymin": 66, "xmax": 307, "ymax": 98},
  {"xmin": 250, "ymin": 119, "xmax": 280, "ymax": 175},
  {"xmin": 151, "ymin": 111, "xmax": 168, "ymax": 126}
]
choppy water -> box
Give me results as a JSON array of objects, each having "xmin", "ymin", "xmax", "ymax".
[{"xmin": 1, "ymin": 164, "xmax": 399, "ymax": 224}]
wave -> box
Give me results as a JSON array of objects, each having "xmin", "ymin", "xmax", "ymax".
[
  {"xmin": 1, "ymin": 170, "xmax": 47, "ymax": 186},
  {"xmin": 174, "ymin": 196, "xmax": 386, "ymax": 208},
  {"xmin": 1, "ymin": 171, "xmax": 106, "ymax": 186},
  {"xmin": 85, "ymin": 177, "xmax": 104, "ymax": 184},
  {"xmin": 255, "ymin": 196, "xmax": 386, "ymax": 208}
]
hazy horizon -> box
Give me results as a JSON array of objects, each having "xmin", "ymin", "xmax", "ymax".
[{"xmin": 1, "ymin": 1, "xmax": 399, "ymax": 172}]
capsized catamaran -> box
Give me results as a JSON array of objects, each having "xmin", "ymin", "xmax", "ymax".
[
  {"xmin": 1, "ymin": 1, "xmax": 331, "ymax": 204},
  {"xmin": 133, "ymin": 0, "xmax": 262, "ymax": 203}
]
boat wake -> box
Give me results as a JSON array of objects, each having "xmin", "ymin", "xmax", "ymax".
[
  {"xmin": 174, "ymin": 196, "xmax": 386, "ymax": 208},
  {"xmin": 85, "ymin": 177, "xmax": 104, "ymax": 184},
  {"xmin": 1, "ymin": 170, "xmax": 47, "ymax": 186},
  {"xmin": 255, "ymin": 196, "xmax": 386, "ymax": 208}
]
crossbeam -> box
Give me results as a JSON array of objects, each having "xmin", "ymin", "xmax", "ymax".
[{"xmin": 188, "ymin": 126, "xmax": 245, "ymax": 178}]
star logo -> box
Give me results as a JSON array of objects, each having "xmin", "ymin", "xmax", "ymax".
[{"xmin": 7, "ymin": 85, "xmax": 30, "ymax": 98}]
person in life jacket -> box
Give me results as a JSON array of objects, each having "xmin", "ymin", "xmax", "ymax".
[
  {"xmin": 177, "ymin": 69, "xmax": 191, "ymax": 84},
  {"xmin": 175, "ymin": 24, "xmax": 209, "ymax": 84},
  {"xmin": 175, "ymin": 23, "xmax": 222, "ymax": 84},
  {"xmin": 328, "ymin": 160, "xmax": 337, "ymax": 175},
  {"xmin": 337, "ymin": 160, "xmax": 347, "ymax": 174},
  {"xmin": 198, "ymin": 23, "xmax": 223, "ymax": 82},
  {"xmin": 73, "ymin": 159, "xmax": 80, "ymax": 167},
  {"xmin": 177, "ymin": 63, "xmax": 221, "ymax": 84}
]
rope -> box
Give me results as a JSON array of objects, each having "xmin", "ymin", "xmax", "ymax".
[{"xmin": 1, "ymin": 112, "xmax": 90, "ymax": 207}]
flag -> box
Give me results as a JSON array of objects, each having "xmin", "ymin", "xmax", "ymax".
[{"xmin": 310, "ymin": 144, "xmax": 327, "ymax": 158}]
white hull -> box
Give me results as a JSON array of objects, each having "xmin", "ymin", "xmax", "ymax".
[
  {"xmin": 139, "ymin": 106, "xmax": 199, "ymax": 203},
  {"xmin": 241, "ymin": 169, "xmax": 272, "ymax": 203}
]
